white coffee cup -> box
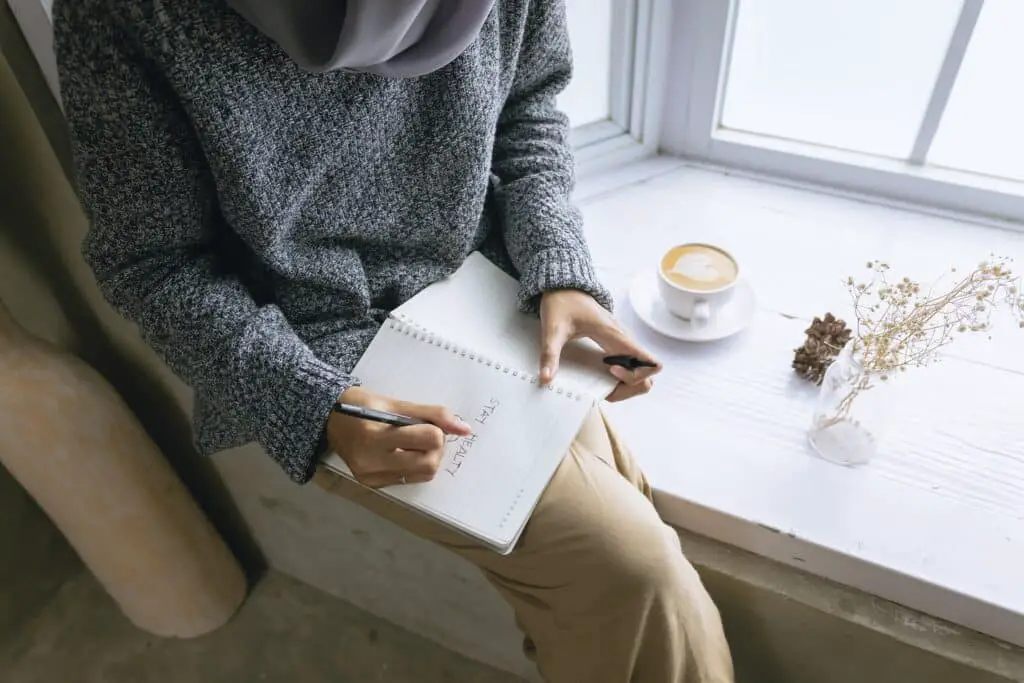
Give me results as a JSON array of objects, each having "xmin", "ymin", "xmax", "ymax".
[{"xmin": 656, "ymin": 243, "xmax": 740, "ymax": 326}]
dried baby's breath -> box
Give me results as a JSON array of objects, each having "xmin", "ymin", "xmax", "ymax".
[
  {"xmin": 850, "ymin": 256, "xmax": 1023, "ymax": 375},
  {"xmin": 821, "ymin": 256, "xmax": 1024, "ymax": 426}
]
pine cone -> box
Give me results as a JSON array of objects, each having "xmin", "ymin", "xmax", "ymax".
[{"xmin": 792, "ymin": 313, "xmax": 853, "ymax": 385}]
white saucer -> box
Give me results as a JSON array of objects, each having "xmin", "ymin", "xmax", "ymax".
[{"xmin": 628, "ymin": 271, "xmax": 757, "ymax": 342}]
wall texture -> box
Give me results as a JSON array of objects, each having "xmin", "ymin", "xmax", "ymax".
[
  {"xmin": 0, "ymin": 12, "xmax": 264, "ymax": 580},
  {"xmin": 0, "ymin": 7, "xmax": 82, "ymax": 642},
  {"xmin": 0, "ymin": 4, "xmax": 69, "ymax": 176},
  {"xmin": 1, "ymin": 4, "xmax": 258, "ymax": 642},
  {"xmin": 0, "ymin": 464, "xmax": 80, "ymax": 642}
]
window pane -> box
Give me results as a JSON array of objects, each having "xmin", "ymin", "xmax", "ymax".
[
  {"xmin": 720, "ymin": 0, "xmax": 963, "ymax": 158},
  {"xmin": 558, "ymin": 0, "xmax": 613, "ymax": 128},
  {"xmin": 928, "ymin": 0, "xmax": 1024, "ymax": 183}
]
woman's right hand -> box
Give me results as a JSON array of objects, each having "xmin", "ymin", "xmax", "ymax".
[{"xmin": 326, "ymin": 386, "xmax": 472, "ymax": 488}]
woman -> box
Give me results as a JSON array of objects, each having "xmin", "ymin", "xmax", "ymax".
[{"xmin": 54, "ymin": 1, "xmax": 733, "ymax": 680}]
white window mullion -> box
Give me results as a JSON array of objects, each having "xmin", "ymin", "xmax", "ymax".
[
  {"xmin": 707, "ymin": 0, "xmax": 742, "ymax": 140},
  {"xmin": 659, "ymin": 0, "xmax": 734, "ymax": 156},
  {"xmin": 908, "ymin": 0, "xmax": 985, "ymax": 165},
  {"xmin": 574, "ymin": 0, "xmax": 674, "ymax": 176},
  {"xmin": 608, "ymin": 0, "xmax": 637, "ymax": 131},
  {"xmin": 575, "ymin": 0, "xmax": 672, "ymax": 148},
  {"xmin": 626, "ymin": 0, "xmax": 673, "ymax": 148}
]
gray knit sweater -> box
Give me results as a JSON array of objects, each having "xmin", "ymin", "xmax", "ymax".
[{"xmin": 54, "ymin": 0, "xmax": 611, "ymax": 483}]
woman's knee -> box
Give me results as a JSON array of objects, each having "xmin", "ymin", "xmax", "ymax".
[{"xmin": 584, "ymin": 505, "xmax": 694, "ymax": 599}]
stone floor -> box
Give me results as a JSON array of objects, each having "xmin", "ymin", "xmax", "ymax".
[{"xmin": 0, "ymin": 571, "xmax": 526, "ymax": 683}]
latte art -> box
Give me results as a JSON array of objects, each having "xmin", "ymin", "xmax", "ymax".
[
  {"xmin": 671, "ymin": 253, "xmax": 723, "ymax": 282},
  {"xmin": 660, "ymin": 244, "xmax": 738, "ymax": 292}
]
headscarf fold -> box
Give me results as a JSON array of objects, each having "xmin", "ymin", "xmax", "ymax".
[{"xmin": 226, "ymin": 0, "xmax": 495, "ymax": 76}]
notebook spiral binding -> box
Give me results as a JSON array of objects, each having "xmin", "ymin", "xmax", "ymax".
[{"xmin": 387, "ymin": 316, "xmax": 583, "ymax": 402}]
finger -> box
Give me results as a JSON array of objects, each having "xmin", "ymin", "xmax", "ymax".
[
  {"xmin": 360, "ymin": 470, "xmax": 435, "ymax": 489},
  {"xmin": 606, "ymin": 379, "xmax": 652, "ymax": 402},
  {"xmin": 584, "ymin": 323, "xmax": 661, "ymax": 377},
  {"xmin": 540, "ymin": 320, "xmax": 572, "ymax": 385},
  {"xmin": 390, "ymin": 401, "xmax": 472, "ymax": 436},
  {"xmin": 594, "ymin": 327, "xmax": 661, "ymax": 370},
  {"xmin": 357, "ymin": 449, "xmax": 442, "ymax": 488},
  {"xmin": 608, "ymin": 363, "xmax": 660, "ymax": 385},
  {"xmin": 606, "ymin": 377, "xmax": 654, "ymax": 403},
  {"xmin": 348, "ymin": 446, "xmax": 410, "ymax": 479},
  {"xmin": 394, "ymin": 448, "xmax": 445, "ymax": 481},
  {"xmin": 384, "ymin": 423, "xmax": 446, "ymax": 451}
]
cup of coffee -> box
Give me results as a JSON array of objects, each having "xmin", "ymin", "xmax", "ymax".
[{"xmin": 657, "ymin": 243, "xmax": 740, "ymax": 325}]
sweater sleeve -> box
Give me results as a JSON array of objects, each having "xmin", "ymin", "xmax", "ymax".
[
  {"xmin": 54, "ymin": 5, "xmax": 351, "ymax": 484},
  {"xmin": 491, "ymin": 0, "xmax": 613, "ymax": 313}
]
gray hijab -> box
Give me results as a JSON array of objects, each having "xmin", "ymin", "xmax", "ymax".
[{"xmin": 226, "ymin": 0, "xmax": 496, "ymax": 77}]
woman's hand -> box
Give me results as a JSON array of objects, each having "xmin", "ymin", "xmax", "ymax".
[
  {"xmin": 539, "ymin": 289, "xmax": 662, "ymax": 402},
  {"xmin": 326, "ymin": 386, "xmax": 472, "ymax": 488}
]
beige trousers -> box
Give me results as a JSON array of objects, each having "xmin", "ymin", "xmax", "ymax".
[{"xmin": 314, "ymin": 410, "xmax": 734, "ymax": 683}]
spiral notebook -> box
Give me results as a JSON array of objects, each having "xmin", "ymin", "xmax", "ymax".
[{"xmin": 321, "ymin": 253, "xmax": 618, "ymax": 554}]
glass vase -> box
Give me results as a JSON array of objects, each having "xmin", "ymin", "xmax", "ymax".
[{"xmin": 807, "ymin": 341, "xmax": 893, "ymax": 466}]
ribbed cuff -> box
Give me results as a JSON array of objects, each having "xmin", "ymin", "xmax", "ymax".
[
  {"xmin": 516, "ymin": 248, "xmax": 614, "ymax": 313},
  {"xmin": 262, "ymin": 354, "xmax": 354, "ymax": 484}
]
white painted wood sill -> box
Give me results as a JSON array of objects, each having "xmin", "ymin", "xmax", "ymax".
[{"xmin": 577, "ymin": 160, "xmax": 1024, "ymax": 650}]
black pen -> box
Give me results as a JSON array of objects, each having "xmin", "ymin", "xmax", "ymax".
[
  {"xmin": 332, "ymin": 402, "xmax": 424, "ymax": 427},
  {"xmin": 603, "ymin": 355, "xmax": 659, "ymax": 371}
]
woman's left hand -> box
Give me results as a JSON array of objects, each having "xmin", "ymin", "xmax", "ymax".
[{"xmin": 539, "ymin": 289, "xmax": 662, "ymax": 402}]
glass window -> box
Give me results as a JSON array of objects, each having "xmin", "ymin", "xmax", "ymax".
[
  {"xmin": 559, "ymin": 0, "xmax": 614, "ymax": 128},
  {"xmin": 719, "ymin": 0, "xmax": 963, "ymax": 158},
  {"xmin": 928, "ymin": 0, "xmax": 1024, "ymax": 182}
]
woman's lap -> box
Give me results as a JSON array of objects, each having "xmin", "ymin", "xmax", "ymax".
[{"xmin": 313, "ymin": 409, "xmax": 734, "ymax": 682}]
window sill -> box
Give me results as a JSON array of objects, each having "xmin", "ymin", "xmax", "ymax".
[{"xmin": 578, "ymin": 159, "xmax": 1024, "ymax": 649}]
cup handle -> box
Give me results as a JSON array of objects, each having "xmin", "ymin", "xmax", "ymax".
[{"xmin": 692, "ymin": 299, "xmax": 711, "ymax": 325}]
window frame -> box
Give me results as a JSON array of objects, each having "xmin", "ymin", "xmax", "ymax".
[
  {"xmin": 658, "ymin": 0, "xmax": 1024, "ymax": 227},
  {"xmin": 571, "ymin": 0, "xmax": 674, "ymax": 176}
]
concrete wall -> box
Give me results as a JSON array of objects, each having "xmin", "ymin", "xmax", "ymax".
[
  {"xmin": 1, "ymin": 4, "xmax": 260, "ymax": 640},
  {"xmin": 0, "ymin": 7, "xmax": 81, "ymax": 642},
  {"xmin": 0, "ymin": 465, "xmax": 80, "ymax": 641},
  {"xmin": 0, "ymin": 10, "xmax": 265, "ymax": 579},
  {"xmin": 0, "ymin": 3, "xmax": 69, "ymax": 178},
  {"xmin": 685, "ymin": 530, "xmax": 1021, "ymax": 683},
  {"xmin": 3, "ymin": 12, "xmax": 1022, "ymax": 683}
]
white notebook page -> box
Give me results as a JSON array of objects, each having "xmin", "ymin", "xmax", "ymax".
[
  {"xmin": 393, "ymin": 253, "xmax": 618, "ymax": 401},
  {"xmin": 323, "ymin": 321, "xmax": 592, "ymax": 550}
]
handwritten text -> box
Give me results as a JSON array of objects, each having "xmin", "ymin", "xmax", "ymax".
[{"xmin": 443, "ymin": 398, "xmax": 501, "ymax": 477}]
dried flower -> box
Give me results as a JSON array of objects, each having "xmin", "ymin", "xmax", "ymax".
[
  {"xmin": 821, "ymin": 256, "xmax": 1024, "ymax": 425},
  {"xmin": 849, "ymin": 257, "xmax": 1022, "ymax": 373}
]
